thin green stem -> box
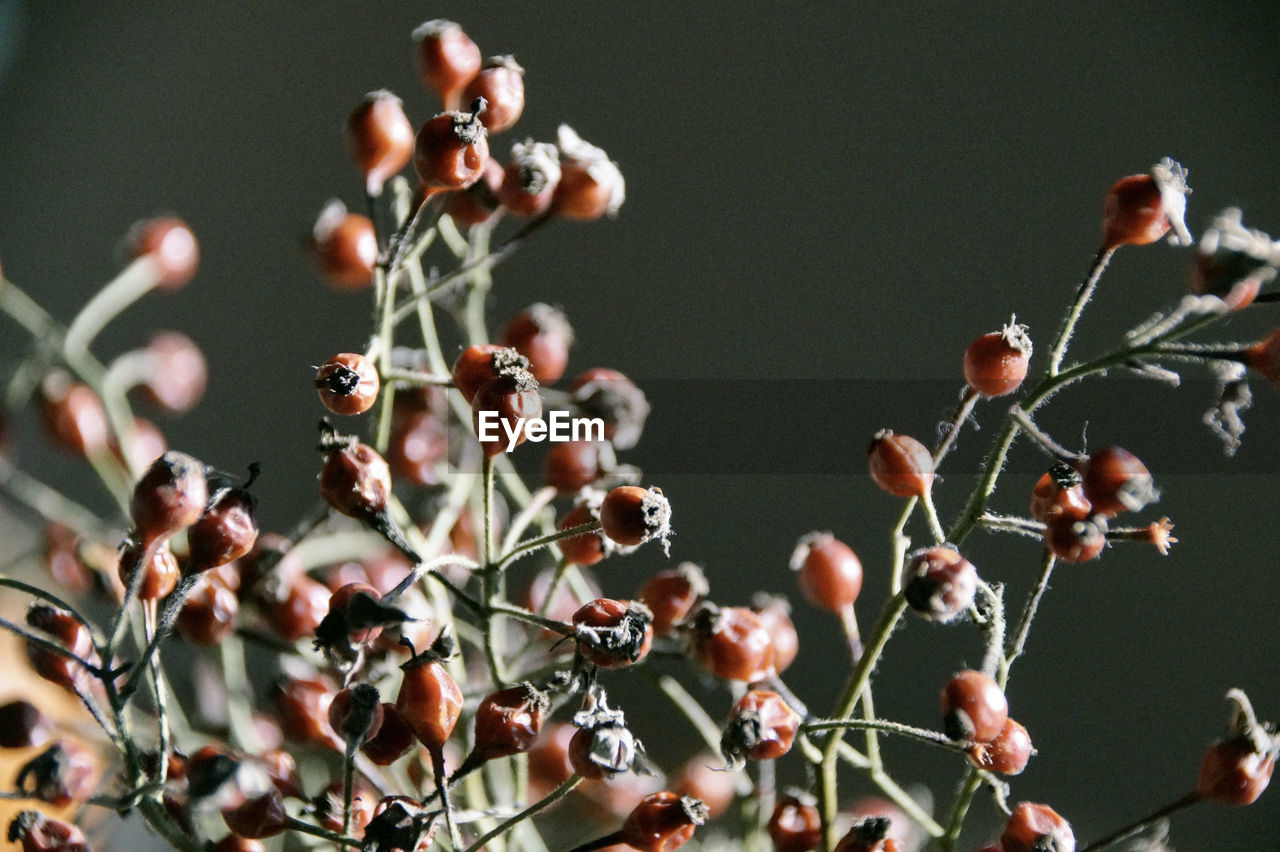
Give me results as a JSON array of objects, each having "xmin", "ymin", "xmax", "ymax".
[
  {"xmin": 940, "ymin": 769, "xmax": 983, "ymax": 851},
  {"xmin": 804, "ymin": 718, "xmax": 962, "ymax": 751},
  {"xmin": 1079, "ymin": 791, "xmax": 1200, "ymax": 852},
  {"xmin": 463, "ymin": 774, "xmax": 583, "ymax": 852},
  {"xmin": 284, "ymin": 816, "xmax": 362, "ymax": 848},
  {"xmin": 1047, "ymin": 246, "xmax": 1116, "ymax": 376},
  {"xmin": 63, "ymin": 257, "xmax": 161, "ymax": 359},
  {"xmin": 496, "ymin": 521, "xmax": 600, "ymax": 572}
]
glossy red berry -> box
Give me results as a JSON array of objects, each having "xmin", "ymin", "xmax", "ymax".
[
  {"xmin": 967, "ymin": 717, "xmax": 1033, "ymax": 775},
  {"xmin": 1029, "ymin": 464, "xmax": 1090, "ymax": 523},
  {"xmin": 396, "ymin": 645, "xmax": 464, "ymax": 754},
  {"xmin": 557, "ymin": 501, "xmax": 607, "ymax": 566},
  {"xmin": 638, "ymin": 562, "xmax": 709, "ymax": 636},
  {"xmin": 941, "ymin": 670, "xmax": 1008, "ymax": 743},
  {"xmin": 466, "ymin": 682, "xmax": 549, "ymax": 765},
  {"xmin": 0, "ymin": 700, "xmax": 52, "ymax": 749},
  {"xmin": 462, "ymin": 56, "xmax": 525, "ymax": 134},
  {"xmin": 413, "ymin": 19, "xmax": 482, "ymax": 110},
  {"xmin": 502, "ymin": 302, "xmax": 574, "ymax": 384},
  {"xmin": 618, "ymin": 792, "xmax": 709, "ymax": 852},
  {"xmin": 39, "ymin": 372, "xmax": 109, "ymax": 455},
  {"xmin": 328, "ymin": 683, "xmax": 386, "ymax": 751},
  {"xmin": 1044, "ymin": 510, "xmax": 1108, "ymax": 563},
  {"xmin": 311, "ymin": 201, "xmax": 377, "ymax": 291},
  {"xmin": 451, "ymin": 343, "xmax": 527, "ymax": 403},
  {"xmin": 222, "ymin": 788, "xmax": 288, "ymax": 839},
  {"xmin": 139, "ymin": 331, "xmax": 208, "ymax": 413},
  {"xmin": 176, "ymin": 572, "xmax": 240, "ymax": 645},
  {"xmin": 544, "ymin": 439, "xmax": 604, "ymax": 493},
  {"xmin": 600, "ymin": 485, "xmax": 672, "ymax": 550},
  {"xmin": 751, "ymin": 594, "xmax": 799, "ymax": 674},
  {"xmin": 573, "ymin": 598, "xmax": 654, "ymax": 668},
  {"xmin": 130, "ymin": 450, "xmax": 209, "ymax": 547},
  {"xmin": 471, "ymin": 368, "xmax": 542, "ymax": 458},
  {"xmin": 768, "ymin": 793, "xmax": 822, "ymax": 852},
  {"xmin": 347, "ymin": 90, "xmax": 415, "ymax": 196},
  {"xmin": 187, "ymin": 480, "xmax": 259, "ymax": 574},
  {"xmin": 1078, "ymin": 446, "xmax": 1157, "ymax": 516},
  {"xmin": 414, "ymin": 102, "xmax": 490, "ymax": 195},
  {"xmin": 1000, "ymin": 802, "xmax": 1075, "ymax": 852},
  {"xmin": 721, "ymin": 689, "xmax": 801, "ymax": 766},
  {"xmin": 499, "ymin": 139, "xmax": 561, "ymax": 218},
  {"xmin": 117, "ymin": 539, "xmax": 181, "ymax": 601},
  {"xmin": 903, "ymin": 546, "xmax": 978, "ymax": 622},
  {"xmin": 964, "ymin": 321, "xmax": 1033, "ymax": 398},
  {"xmin": 126, "ymin": 216, "xmax": 199, "ymax": 289},
  {"xmin": 1196, "ymin": 689, "xmax": 1280, "ymax": 806},
  {"xmin": 868, "ymin": 430, "xmax": 934, "ymax": 498},
  {"xmin": 362, "ymin": 703, "xmax": 416, "ymax": 766},
  {"xmin": 688, "ymin": 604, "xmax": 776, "ymax": 683},
  {"xmin": 1102, "ymin": 158, "xmax": 1191, "ymax": 250},
  {"xmin": 274, "ymin": 675, "xmax": 343, "ymax": 750},
  {"xmin": 834, "ymin": 817, "xmax": 900, "ymax": 852},
  {"xmin": 316, "ymin": 352, "xmax": 381, "ymax": 416},
  {"xmin": 8, "ymin": 810, "xmax": 90, "ymax": 852},
  {"xmin": 24, "ymin": 604, "xmax": 94, "ymax": 691},
  {"xmin": 791, "ymin": 531, "xmax": 863, "ymax": 612},
  {"xmin": 552, "ymin": 125, "xmax": 625, "ymax": 221},
  {"xmin": 259, "ymin": 573, "xmax": 330, "ymax": 641},
  {"xmin": 320, "ymin": 438, "xmax": 392, "ymax": 519},
  {"xmin": 446, "ymin": 154, "xmax": 505, "ymax": 226}
]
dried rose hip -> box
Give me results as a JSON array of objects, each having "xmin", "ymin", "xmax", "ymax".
[
  {"xmin": 966, "ymin": 717, "xmax": 1033, "ymax": 775},
  {"xmin": 791, "ymin": 531, "xmax": 863, "ymax": 613},
  {"xmin": 130, "ymin": 450, "xmax": 209, "ymax": 547},
  {"xmin": 414, "ymin": 101, "xmax": 490, "ymax": 195},
  {"xmin": 619, "ymin": 792, "xmax": 709, "ymax": 852},
  {"xmin": 868, "ymin": 430, "xmax": 934, "ymax": 499},
  {"xmin": 1000, "ymin": 802, "xmax": 1075, "ymax": 852},
  {"xmin": 903, "ymin": 546, "xmax": 977, "ymax": 622},
  {"xmin": 461, "ymin": 56, "xmax": 525, "ymax": 134},
  {"xmin": 721, "ymin": 689, "xmax": 801, "ymax": 765},
  {"xmin": 963, "ymin": 320, "xmax": 1033, "ymax": 398},
  {"xmin": 315, "ymin": 352, "xmax": 381, "ymax": 416},
  {"xmin": 501, "ymin": 302, "xmax": 573, "ymax": 384},
  {"xmin": 599, "ymin": 485, "xmax": 672, "ymax": 550},
  {"xmin": 346, "ymin": 89, "xmax": 415, "ymax": 196},
  {"xmin": 638, "ymin": 562, "xmax": 709, "ymax": 636},
  {"xmin": 413, "ymin": 19, "xmax": 482, "ymax": 110},
  {"xmin": 311, "ymin": 201, "xmax": 377, "ymax": 290},
  {"xmin": 126, "ymin": 216, "xmax": 199, "ymax": 289},
  {"xmin": 941, "ymin": 670, "xmax": 1008, "ymax": 743},
  {"xmin": 1102, "ymin": 157, "xmax": 1191, "ymax": 250},
  {"xmin": 573, "ymin": 598, "xmax": 654, "ymax": 668},
  {"xmin": 687, "ymin": 603, "xmax": 776, "ymax": 683},
  {"xmin": 768, "ymin": 793, "xmax": 822, "ymax": 852}
]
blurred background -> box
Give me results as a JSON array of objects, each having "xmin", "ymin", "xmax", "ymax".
[{"xmin": 1, "ymin": 1, "xmax": 1279, "ymax": 848}]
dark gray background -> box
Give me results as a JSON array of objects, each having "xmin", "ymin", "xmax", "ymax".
[{"xmin": 1, "ymin": 2, "xmax": 1279, "ymax": 848}]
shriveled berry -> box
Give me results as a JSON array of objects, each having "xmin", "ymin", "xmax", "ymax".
[
  {"xmin": 126, "ymin": 216, "xmax": 199, "ymax": 289},
  {"xmin": 14, "ymin": 740, "xmax": 97, "ymax": 807},
  {"xmin": 176, "ymin": 572, "xmax": 240, "ymax": 645},
  {"xmin": 316, "ymin": 352, "xmax": 381, "ymax": 416},
  {"xmin": 502, "ymin": 302, "xmax": 573, "ymax": 384},
  {"xmin": 553, "ymin": 125, "xmax": 625, "ymax": 220},
  {"xmin": 117, "ymin": 539, "xmax": 181, "ymax": 601},
  {"xmin": 903, "ymin": 546, "xmax": 977, "ymax": 622},
  {"xmin": 451, "ymin": 343, "xmax": 528, "ymax": 403},
  {"xmin": 362, "ymin": 703, "xmax": 416, "ymax": 766},
  {"xmin": 868, "ymin": 430, "xmax": 934, "ymax": 499},
  {"xmin": 320, "ymin": 438, "xmax": 392, "ymax": 519},
  {"xmin": 941, "ymin": 670, "xmax": 1008, "ymax": 743},
  {"xmin": 414, "ymin": 102, "xmax": 490, "ymax": 195},
  {"xmin": 600, "ymin": 485, "xmax": 672, "ymax": 550},
  {"xmin": 462, "ymin": 56, "xmax": 525, "ymax": 134},
  {"xmin": 413, "ymin": 19, "xmax": 482, "ymax": 110},
  {"xmin": 25, "ymin": 603, "xmax": 95, "ymax": 691},
  {"xmin": 8, "ymin": 810, "xmax": 90, "ymax": 852},
  {"xmin": 222, "ymin": 788, "xmax": 288, "ymax": 839},
  {"xmin": 499, "ymin": 139, "xmax": 561, "ymax": 218},
  {"xmin": 967, "ymin": 717, "xmax": 1033, "ymax": 775},
  {"xmin": 619, "ymin": 791, "xmax": 709, "ymax": 852},
  {"xmin": 1078, "ymin": 446, "xmax": 1157, "ymax": 516},
  {"xmin": 347, "ymin": 90, "xmax": 415, "ymax": 195},
  {"xmin": 465, "ymin": 682, "xmax": 549, "ymax": 765},
  {"xmin": 0, "ymin": 700, "xmax": 52, "ymax": 749},
  {"xmin": 688, "ymin": 603, "xmax": 776, "ymax": 683},
  {"xmin": 791, "ymin": 531, "xmax": 863, "ymax": 612},
  {"xmin": 1000, "ymin": 802, "xmax": 1075, "ymax": 852},
  {"xmin": 1102, "ymin": 158, "xmax": 1191, "ymax": 250},
  {"xmin": 573, "ymin": 598, "xmax": 654, "ymax": 668},
  {"xmin": 139, "ymin": 331, "xmax": 208, "ymax": 413},
  {"xmin": 1044, "ymin": 511, "xmax": 1108, "ymax": 563},
  {"xmin": 964, "ymin": 320, "xmax": 1032, "ymax": 398},
  {"xmin": 311, "ymin": 201, "xmax": 377, "ymax": 291},
  {"xmin": 187, "ymin": 479, "xmax": 259, "ymax": 574},
  {"xmin": 768, "ymin": 793, "xmax": 822, "ymax": 852},
  {"xmin": 130, "ymin": 450, "xmax": 209, "ymax": 547},
  {"xmin": 834, "ymin": 816, "xmax": 900, "ymax": 852},
  {"xmin": 638, "ymin": 562, "xmax": 709, "ymax": 636},
  {"xmin": 471, "ymin": 368, "xmax": 542, "ymax": 458},
  {"xmin": 721, "ymin": 689, "xmax": 801, "ymax": 766},
  {"xmin": 1030, "ymin": 464, "xmax": 1090, "ymax": 523}
]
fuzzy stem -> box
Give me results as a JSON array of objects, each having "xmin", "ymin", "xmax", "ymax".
[
  {"xmin": 1079, "ymin": 791, "xmax": 1200, "ymax": 852},
  {"xmin": 1047, "ymin": 246, "xmax": 1116, "ymax": 376},
  {"xmin": 463, "ymin": 773, "xmax": 583, "ymax": 852}
]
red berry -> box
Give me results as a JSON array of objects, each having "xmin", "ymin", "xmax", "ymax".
[
  {"xmin": 903, "ymin": 546, "xmax": 977, "ymax": 622},
  {"xmin": 130, "ymin": 450, "xmax": 209, "ymax": 547},
  {"xmin": 109, "ymin": 415, "xmax": 168, "ymax": 471},
  {"xmin": 446, "ymin": 155, "xmax": 505, "ymax": 226},
  {"xmin": 638, "ymin": 562, "xmax": 709, "ymax": 636},
  {"xmin": 346, "ymin": 90, "xmax": 415, "ymax": 196},
  {"xmin": 557, "ymin": 501, "xmax": 608, "ymax": 566},
  {"xmin": 222, "ymin": 788, "xmax": 287, "ymax": 839},
  {"xmin": 8, "ymin": 811, "xmax": 90, "ymax": 852},
  {"xmin": 568, "ymin": 709, "xmax": 638, "ymax": 780},
  {"xmin": 259, "ymin": 574, "xmax": 330, "ymax": 641},
  {"xmin": 834, "ymin": 817, "xmax": 900, "ymax": 852},
  {"xmin": 315, "ymin": 352, "xmax": 381, "ymax": 416},
  {"xmin": 328, "ymin": 683, "xmax": 386, "ymax": 751},
  {"xmin": 471, "ymin": 368, "xmax": 542, "ymax": 458},
  {"xmin": 414, "ymin": 103, "xmax": 490, "ymax": 195},
  {"xmin": 1190, "ymin": 208, "xmax": 1270, "ymax": 310},
  {"xmin": 498, "ymin": 139, "xmax": 561, "ymax": 218},
  {"xmin": 139, "ymin": 331, "xmax": 207, "ymax": 413},
  {"xmin": 768, "ymin": 794, "xmax": 822, "ymax": 852},
  {"xmin": 528, "ymin": 722, "xmax": 576, "ymax": 798},
  {"xmin": 751, "ymin": 594, "xmax": 800, "ymax": 674},
  {"xmin": 573, "ymin": 598, "xmax": 654, "ymax": 668},
  {"xmin": 451, "ymin": 343, "xmax": 528, "ymax": 403},
  {"xmin": 672, "ymin": 754, "xmax": 735, "ymax": 819},
  {"xmin": 117, "ymin": 539, "xmax": 181, "ymax": 601},
  {"xmin": 176, "ymin": 572, "xmax": 240, "ymax": 645},
  {"xmin": 721, "ymin": 689, "xmax": 801, "ymax": 765},
  {"xmin": 39, "ymin": 372, "xmax": 108, "ymax": 455},
  {"xmin": 688, "ymin": 604, "xmax": 776, "ymax": 683},
  {"xmin": 461, "ymin": 56, "xmax": 525, "ymax": 134},
  {"xmin": 1000, "ymin": 802, "xmax": 1075, "ymax": 852},
  {"xmin": 0, "ymin": 700, "xmax": 53, "ymax": 749},
  {"xmin": 868, "ymin": 430, "xmax": 934, "ymax": 498},
  {"xmin": 1198, "ymin": 739, "xmax": 1276, "ymax": 805},
  {"xmin": 187, "ymin": 480, "xmax": 259, "ymax": 574},
  {"xmin": 42, "ymin": 523, "xmax": 94, "ymax": 593},
  {"xmin": 502, "ymin": 302, "xmax": 574, "ymax": 384},
  {"xmin": 964, "ymin": 321, "xmax": 1032, "ymax": 398},
  {"xmin": 1044, "ymin": 510, "xmax": 1108, "ymax": 563},
  {"xmin": 1102, "ymin": 158, "xmax": 1191, "ymax": 250},
  {"xmin": 313, "ymin": 778, "xmax": 376, "ymax": 836},
  {"xmin": 619, "ymin": 792, "xmax": 709, "ymax": 852},
  {"xmin": 311, "ymin": 201, "xmax": 377, "ymax": 290},
  {"xmin": 1247, "ymin": 327, "xmax": 1280, "ymax": 388},
  {"xmin": 544, "ymin": 439, "xmax": 604, "ymax": 493},
  {"xmin": 387, "ymin": 408, "xmax": 448, "ymax": 486},
  {"xmin": 274, "ymin": 675, "xmax": 342, "ymax": 750},
  {"xmin": 941, "ymin": 670, "xmax": 1008, "ymax": 743},
  {"xmin": 1078, "ymin": 446, "xmax": 1157, "ymax": 516},
  {"xmin": 600, "ymin": 485, "xmax": 672, "ymax": 550},
  {"xmin": 413, "ymin": 19, "xmax": 482, "ymax": 110},
  {"xmin": 569, "ymin": 367, "xmax": 650, "ymax": 449},
  {"xmin": 212, "ymin": 837, "xmax": 266, "ymax": 852},
  {"xmin": 396, "ymin": 645, "xmax": 463, "ymax": 754},
  {"xmin": 126, "ymin": 216, "xmax": 199, "ymax": 288},
  {"xmin": 1029, "ymin": 465, "xmax": 1090, "ymax": 523},
  {"xmin": 552, "ymin": 125, "xmax": 625, "ymax": 221},
  {"xmin": 466, "ymin": 682, "xmax": 549, "ymax": 764},
  {"xmin": 791, "ymin": 531, "xmax": 863, "ymax": 612},
  {"xmin": 14, "ymin": 740, "xmax": 98, "ymax": 806},
  {"xmin": 319, "ymin": 438, "xmax": 392, "ymax": 519},
  {"xmin": 967, "ymin": 717, "xmax": 1033, "ymax": 775},
  {"xmin": 362, "ymin": 703, "xmax": 416, "ymax": 766}
]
